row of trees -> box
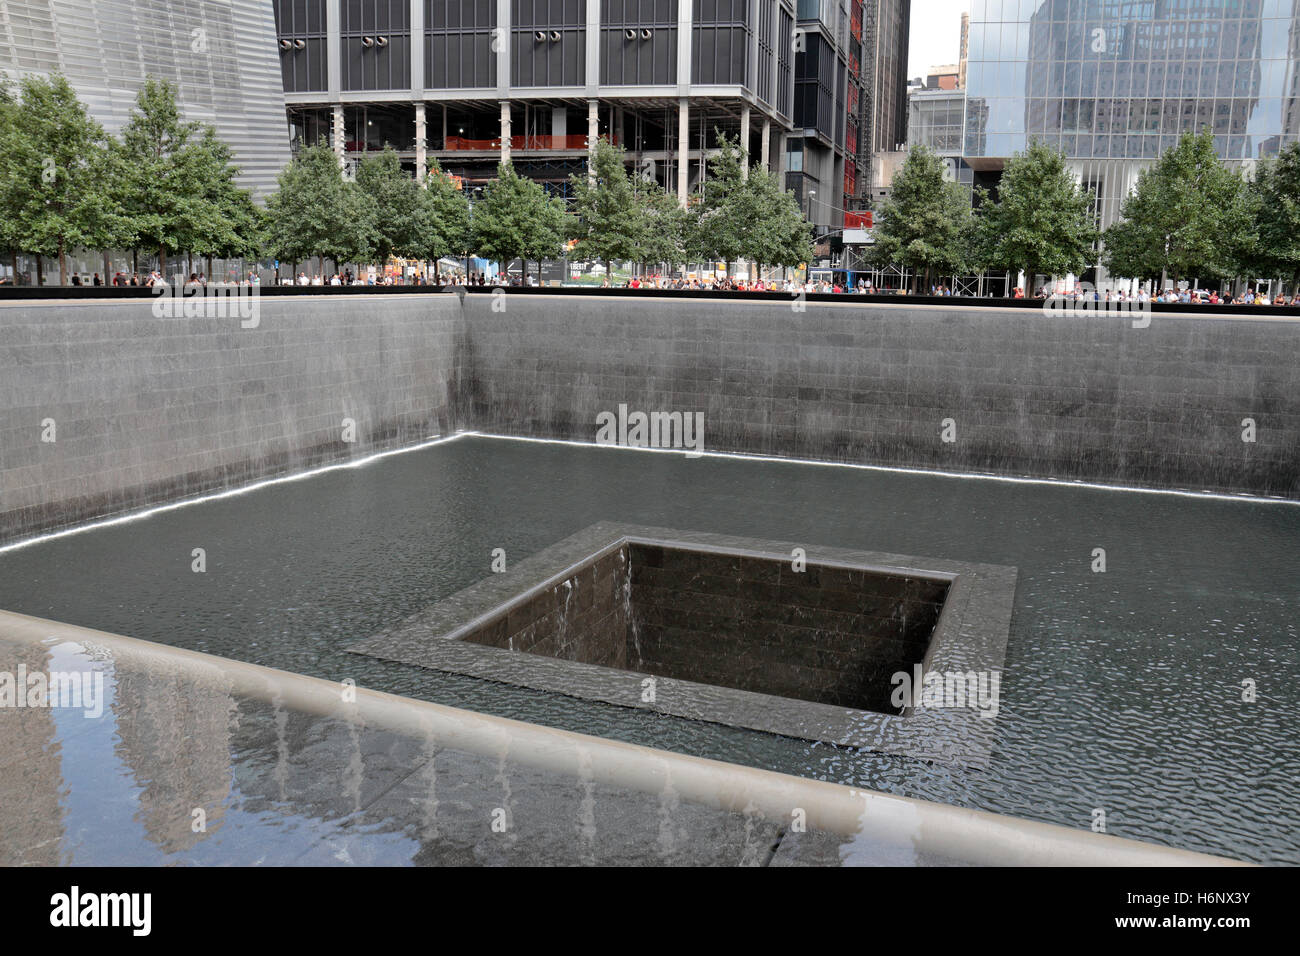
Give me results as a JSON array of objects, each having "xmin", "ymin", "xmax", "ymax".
[
  {"xmin": 270, "ymin": 135, "xmax": 812, "ymax": 281},
  {"xmin": 0, "ymin": 74, "xmax": 262, "ymax": 284},
  {"xmin": 0, "ymin": 72, "xmax": 812, "ymax": 285},
  {"xmin": 872, "ymin": 130, "xmax": 1300, "ymax": 292}
]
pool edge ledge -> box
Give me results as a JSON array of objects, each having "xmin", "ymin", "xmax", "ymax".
[{"xmin": 0, "ymin": 608, "xmax": 1248, "ymax": 867}]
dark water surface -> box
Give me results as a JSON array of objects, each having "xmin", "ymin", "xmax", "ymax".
[{"xmin": 1, "ymin": 435, "xmax": 1296, "ymax": 863}]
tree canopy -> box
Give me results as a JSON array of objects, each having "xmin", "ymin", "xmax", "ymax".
[
  {"xmin": 265, "ymin": 143, "xmax": 375, "ymax": 270},
  {"xmin": 355, "ymin": 148, "xmax": 425, "ymax": 261},
  {"xmin": 416, "ymin": 160, "xmax": 472, "ymax": 269},
  {"xmin": 472, "ymin": 163, "xmax": 567, "ymax": 278},
  {"xmin": 568, "ymin": 138, "xmax": 644, "ymax": 268},
  {"xmin": 1246, "ymin": 141, "xmax": 1300, "ymax": 283},
  {"xmin": 633, "ymin": 170, "xmax": 688, "ymax": 269},
  {"xmin": 1102, "ymin": 128, "xmax": 1255, "ymax": 284},
  {"xmin": 979, "ymin": 139, "xmax": 1098, "ymax": 291},
  {"xmin": 744, "ymin": 163, "xmax": 814, "ymax": 270},
  {"xmin": 0, "ymin": 74, "xmax": 124, "ymax": 284},
  {"xmin": 118, "ymin": 77, "xmax": 229, "ymax": 275},
  {"xmin": 688, "ymin": 134, "xmax": 752, "ymax": 266},
  {"xmin": 866, "ymin": 145, "xmax": 975, "ymax": 290}
]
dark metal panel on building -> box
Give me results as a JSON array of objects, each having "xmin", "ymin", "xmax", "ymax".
[
  {"xmin": 340, "ymin": 0, "xmax": 411, "ymax": 90},
  {"xmin": 600, "ymin": 0, "xmax": 678, "ymax": 85},
  {"xmin": 426, "ymin": 0, "xmax": 497, "ymax": 88},
  {"xmin": 512, "ymin": 0, "xmax": 586, "ymax": 87},
  {"xmin": 755, "ymin": 0, "xmax": 774, "ymax": 105},
  {"xmin": 777, "ymin": 4, "xmax": 793, "ymax": 115},
  {"xmin": 692, "ymin": 0, "xmax": 750, "ymax": 86},
  {"xmin": 274, "ymin": 0, "xmax": 329, "ymax": 92},
  {"xmin": 795, "ymin": 32, "xmax": 836, "ymax": 139}
]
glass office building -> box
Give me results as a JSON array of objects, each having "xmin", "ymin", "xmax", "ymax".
[{"xmin": 963, "ymin": 0, "xmax": 1300, "ymax": 230}]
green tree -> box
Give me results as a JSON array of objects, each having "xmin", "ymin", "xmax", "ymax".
[
  {"xmin": 980, "ymin": 139, "xmax": 1098, "ymax": 293},
  {"xmin": 0, "ymin": 76, "xmax": 19, "ymax": 281},
  {"xmin": 472, "ymin": 163, "xmax": 567, "ymax": 281},
  {"xmin": 265, "ymin": 144, "xmax": 376, "ymax": 276},
  {"xmin": 687, "ymin": 133, "xmax": 752, "ymax": 270},
  {"xmin": 117, "ymin": 77, "xmax": 219, "ymax": 278},
  {"xmin": 1103, "ymin": 129, "xmax": 1255, "ymax": 286},
  {"xmin": 568, "ymin": 138, "xmax": 643, "ymax": 273},
  {"xmin": 186, "ymin": 126, "xmax": 264, "ymax": 275},
  {"xmin": 0, "ymin": 74, "xmax": 124, "ymax": 285},
  {"xmin": 633, "ymin": 173, "xmax": 688, "ymax": 271},
  {"xmin": 520, "ymin": 186, "xmax": 569, "ymax": 282},
  {"xmin": 744, "ymin": 163, "xmax": 814, "ymax": 273},
  {"xmin": 866, "ymin": 145, "xmax": 974, "ymax": 292},
  {"xmin": 415, "ymin": 162, "xmax": 471, "ymax": 281},
  {"xmin": 355, "ymin": 148, "xmax": 424, "ymax": 262},
  {"xmin": 1247, "ymin": 142, "xmax": 1300, "ymax": 288}
]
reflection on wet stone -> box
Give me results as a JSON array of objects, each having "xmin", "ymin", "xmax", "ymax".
[
  {"xmin": 0, "ymin": 641, "xmax": 64, "ymax": 866},
  {"xmin": 111, "ymin": 662, "xmax": 234, "ymax": 852}
]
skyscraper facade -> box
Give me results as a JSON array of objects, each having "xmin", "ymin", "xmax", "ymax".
[
  {"xmin": 273, "ymin": 0, "xmax": 799, "ymax": 211},
  {"xmin": 857, "ymin": 0, "xmax": 909, "ymax": 198}
]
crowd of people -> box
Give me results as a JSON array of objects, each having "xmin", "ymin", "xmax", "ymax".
[
  {"xmin": 609, "ymin": 275, "xmax": 884, "ymax": 294},
  {"xmin": 1027, "ymin": 285, "xmax": 1297, "ymax": 305},
  {"xmin": 60, "ymin": 270, "xmax": 262, "ymax": 287},
  {"xmin": 276, "ymin": 269, "xmax": 511, "ymax": 286},
  {"xmin": 12, "ymin": 264, "xmax": 1300, "ymax": 305}
]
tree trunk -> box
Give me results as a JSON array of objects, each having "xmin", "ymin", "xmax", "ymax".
[
  {"xmin": 206, "ymin": 255, "xmax": 213, "ymax": 281},
  {"xmin": 102, "ymin": 251, "xmax": 110, "ymax": 284},
  {"xmin": 36, "ymin": 256, "xmax": 44, "ymax": 286},
  {"xmin": 58, "ymin": 237, "xmax": 67, "ymax": 287},
  {"xmin": 132, "ymin": 249, "xmax": 138, "ymax": 277},
  {"xmin": 10, "ymin": 253, "xmax": 18, "ymax": 286},
  {"xmin": 159, "ymin": 246, "xmax": 168, "ymax": 281}
]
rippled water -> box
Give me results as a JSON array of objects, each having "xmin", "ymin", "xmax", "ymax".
[{"xmin": 1, "ymin": 435, "xmax": 1296, "ymax": 863}]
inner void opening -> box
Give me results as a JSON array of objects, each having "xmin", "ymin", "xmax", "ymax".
[{"xmin": 460, "ymin": 542, "xmax": 951, "ymax": 714}]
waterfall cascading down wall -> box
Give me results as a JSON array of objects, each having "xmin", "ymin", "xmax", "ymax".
[
  {"xmin": 0, "ymin": 296, "xmax": 463, "ymax": 542},
  {"xmin": 459, "ymin": 295, "xmax": 1300, "ymax": 500},
  {"xmin": 2, "ymin": 293, "xmax": 1298, "ymax": 544}
]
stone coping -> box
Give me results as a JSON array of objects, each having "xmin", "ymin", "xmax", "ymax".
[
  {"xmin": 0, "ymin": 608, "xmax": 1243, "ymax": 865},
  {"xmin": 348, "ymin": 522, "xmax": 1017, "ymax": 768}
]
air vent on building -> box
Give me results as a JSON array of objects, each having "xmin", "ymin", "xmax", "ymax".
[
  {"xmin": 293, "ymin": 38, "xmax": 306, "ymax": 50},
  {"xmin": 550, "ymin": 31, "xmax": 561, "ymax": 41},
  {"xmin": 625, "ymin": 29, "xmax": 636, "ymax": 40},
  {"xmin": 535, "ymin": 30, "xmax": 547, "ymax": 41},
  {"xmin": 376, "ymin": 35, "xmax": 388, "ymax": 47},
  {"xmin": 279, "ymin": 38, "xmax": 292, "ymax": 52},
  {"xmin": 641, "ymin": 29, "xmax": 652, "ymax": 39},
  {"xmin": 361, "ymin": 35, "xmax": 374, "ymax": 48}
]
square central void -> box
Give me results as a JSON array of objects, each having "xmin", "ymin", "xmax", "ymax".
[
  {"xmin": 457, "ymin": 541, "xmax": 949, "ymax": 714},
  {"xmin": 349, "ymin": 523, "xmax": 1017, "ymax": 767}
]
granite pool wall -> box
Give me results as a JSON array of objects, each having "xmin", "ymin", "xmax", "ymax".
[
  {"xmin": 0, "ymin": 294, "xmax": 463, "ymax": 541},
  {"xmin": 461, "ymin": 293, "xmax": 1300, "ymax": 500},
  {"xmin": 2, "ymin": 291, "xmax": 1297, "ymax": 543}
]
